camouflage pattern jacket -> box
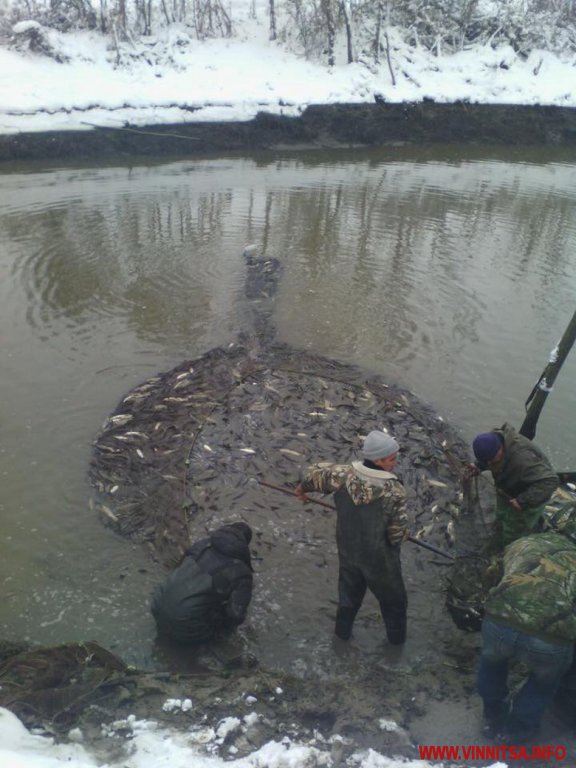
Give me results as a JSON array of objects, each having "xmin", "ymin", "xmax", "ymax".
[
  {"xmin": 299, "ymin": 461, "xmax": 409, "ymax": 556},
  {"xmin": 486, "ymin": 422, "xmax": 558, "ymax": 509},
  {"xmin": 485, "ymin": 531, "xmax": 576, "ymax": 645}
]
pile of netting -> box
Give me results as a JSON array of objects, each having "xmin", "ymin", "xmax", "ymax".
[{"xmin": 0, "ymin": 641, "xmax": 131, "ymax": 730}]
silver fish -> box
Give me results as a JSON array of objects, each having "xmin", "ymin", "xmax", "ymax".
[
  {"xmin": 428, "ymin": 479, "xmax": 448, "ymax": 489},
  {"xmin": 109, "ymin": 414, "xmax": 133, "ymax": 426}
]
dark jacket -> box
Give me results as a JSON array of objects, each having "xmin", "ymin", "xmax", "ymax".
[
  {"xmin": 488, "ymin": 422, "xmax": 558, "ymax": 509},
  {"xmin": 151, "ymin": 522, "xmax": 253, "ymax": 645}
]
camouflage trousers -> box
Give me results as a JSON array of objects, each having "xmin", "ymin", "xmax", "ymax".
[{"xmin": 495, "ymin": 495, "xmax": 546, "ymax": 549}]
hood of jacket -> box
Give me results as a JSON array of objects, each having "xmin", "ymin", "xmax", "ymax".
[
  {"xmin": 345, "ymin": 461, "xmax": 399, "ymax": 505},
  {"xmin": 210, "ymin": 523, "xmax": 253, "ymax": 569}
]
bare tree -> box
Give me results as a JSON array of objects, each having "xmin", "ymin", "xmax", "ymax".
[
  {"xmin": 340, "ymin": 0, "xmax": 353, "ymax": 62},
  {"xmin": 320, "ymin": 0, "xmax": 336, "ymax": 65},
  {"xmin": 269, "ymin": 0, "xmax": 276, "ymax": 40},
  {"xmin": 193, "ymin": 0, "xmax": 232, "ymax": 39}
]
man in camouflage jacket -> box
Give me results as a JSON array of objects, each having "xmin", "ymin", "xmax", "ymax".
[
  {"xmin": 477, "ymin": 531, "xmax": 576, "ymax": 740},
  {"xmin": 296, "ymin": 430, "xmax": 409, "ymax": 644},
  {"xmin": 469, "ymin": 422, "xmax": 558, "ymax": 549}
]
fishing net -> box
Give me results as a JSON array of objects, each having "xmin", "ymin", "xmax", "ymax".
[
  {"xmin": 444, "ymin": 551, "xmax": 503, "ymax": 633},
  {"xmin": 0, "ymin": 641, "xmax": 130, "ymax": 730},
  {"xmin": 89, "ymin": 248, "xmax": 476, "ymax": 569},
  {"xmin": 89, "ymin": 341, "xmax": 472, "ymax": 569}
]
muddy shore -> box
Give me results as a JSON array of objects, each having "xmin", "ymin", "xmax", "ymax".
[{"xmin": 1, "ymin": 102, "xmax": 576, "ymax": 163}]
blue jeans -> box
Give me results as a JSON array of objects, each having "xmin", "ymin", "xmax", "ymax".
[{"xmin": 477, "ymin": 617, "xmax": 573, "ymax": 731}]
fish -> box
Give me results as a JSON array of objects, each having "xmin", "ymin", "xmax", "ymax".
[
  {"xmin": 427, "ymin": 479, "xmax": 448, "ymax": 488},
  {"xmin": 279, "ymin": 448, "xmax": 302, "ymax": 457},
  {"xmin": 109, "ymin": 414, "xmax": 133, "ymax": 426},
  {"xmin": 122, "ymin": 392, "xmax": 149, "ymax": 404},
  {"xmin": 95, "ymin": 444, "xmax": 120, "ymax": 453},
  {"xmin": 447, "ymin": 503, "xmax": 461, "ymax": 519},
  {"xmin": 173, "ymin": 379, "xmax": 192, "ymax": 390},
  {"xmin": 100, "ymin": 505, "xmax": 118, "ymax": 523},
  {"xmin": 240, "ymin": 448, "xmax": 256, "ymax": 454},
  {"xmin": 416, "ymin": 523, "xmax": 435, "ymax": 539}
]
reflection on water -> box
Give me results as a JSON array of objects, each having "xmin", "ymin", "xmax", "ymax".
[{"xmin": 1, "ymin": 147, "xmax": 576, "ymax": 665}]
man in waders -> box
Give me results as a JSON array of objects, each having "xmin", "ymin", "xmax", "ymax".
[
  {"xmin": 467, "ymin": 422, "xmax": 558, "ymax": 549},
  {"xmin": 151, "ymin": 522, "xmax": 253, "ymax": 645},
  {"xmin": 295, "ymin": 430, "xmax": 409, "ymax": 645}
]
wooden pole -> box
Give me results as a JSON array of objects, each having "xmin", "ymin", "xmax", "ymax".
[
  {"xmin": 257, "ymin": 480, "xmax": 454, "ymax": 560},
  {"xmin": 520, "ymin": 308, "xmax": 576, "ymax": 440}
]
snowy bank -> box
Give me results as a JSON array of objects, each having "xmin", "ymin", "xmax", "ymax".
[{"xmin": 0, "ymin": 20, "xmax": 575, "ymax": 140}]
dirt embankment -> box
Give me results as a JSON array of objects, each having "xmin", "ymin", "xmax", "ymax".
[{"xmin": 1, "ymin": 102, "xmax": 576, "ymax": 163}]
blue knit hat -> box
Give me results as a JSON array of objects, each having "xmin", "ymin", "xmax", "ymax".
[{"xmin": 472, "ymin": 432, "xmax": 502, "ymax": 465}]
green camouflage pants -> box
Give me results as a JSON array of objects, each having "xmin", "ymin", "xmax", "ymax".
[{"xmin": 495, "ymin": 495, "xmax": 546, "ymax": 549}]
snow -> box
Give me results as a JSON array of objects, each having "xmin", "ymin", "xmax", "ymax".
[
  {"xmin": 0, "ymin": 14, "xmax": 575, "ymax": 135},
  {"xmin": 0, "ymin": 704, "xmax": 447, "ymax": 768}
]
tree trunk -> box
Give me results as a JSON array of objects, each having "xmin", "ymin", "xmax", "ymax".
[
  {"xmin": 321, "ymin": 0, "xmax": 336, "ymax": 66},
  {"xmin": 269, "ymin": 0, "xmax": 277, "ymax": 40},
  {"xmin": 341, "ymin": 0, "xmax": 353, "ymax": 63}
]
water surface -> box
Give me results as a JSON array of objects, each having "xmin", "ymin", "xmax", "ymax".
[{"xmin": 1, "ymin": 145, "xmax": 575, "ymax": 665}]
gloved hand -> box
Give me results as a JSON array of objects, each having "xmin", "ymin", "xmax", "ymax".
[
  {"xmin": 294, "ymin": 483, "xmax": 311, "ymax": 502},
  {"xmin": 463, "ymin": 463, "xmax": 480, "ymax": 480}
]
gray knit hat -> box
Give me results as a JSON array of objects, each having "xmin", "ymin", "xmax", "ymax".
[{"xmin": 362, "ymin": 430, "xmax": 399, "ymax": 460}]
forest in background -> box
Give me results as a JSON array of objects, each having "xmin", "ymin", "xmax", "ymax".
[{"xmin": 1, "ymin": 0, "xmax": 575, "ymax": 70}]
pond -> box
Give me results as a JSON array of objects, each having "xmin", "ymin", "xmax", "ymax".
[{"xmin": 1, "ymin": 145, "xmax": 576, "ymax": 673}]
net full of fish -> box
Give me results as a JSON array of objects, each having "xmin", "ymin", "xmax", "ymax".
[{"xmin": 89, "ymin": 248, "xmax": 486, "ymax": 576}]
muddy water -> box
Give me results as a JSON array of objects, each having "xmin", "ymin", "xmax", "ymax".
[{"xmin": 1, "ymin": 146, "xmax": 576, "ymax": 690}]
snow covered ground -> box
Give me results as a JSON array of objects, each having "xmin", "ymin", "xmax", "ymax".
[
  {"xmin": 0, "ymin": 10, "xmax": 575, "ymax": 135},
  {"xmin": 0, "ymin": 704, "xmax": 441, "ymax": 768}
]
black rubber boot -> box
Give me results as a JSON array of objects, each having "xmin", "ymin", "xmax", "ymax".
[
  {"xmin": 379, "ymin": 600, "xmax": 407, "ymax": 645},
  {"xmin": 334, "ymin": 607, "xmax": 356, "ymax": 640},
  {"xmin": 482, "ymin": 700, "xmax": 508, "ymax": 739},
  {"xmin": 384, "ymin": 615, "xmax": 407, "ymax": 645},
  {"xmin": 380, "ymin": 603, "xmax": 407, "ymax": 645}
]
